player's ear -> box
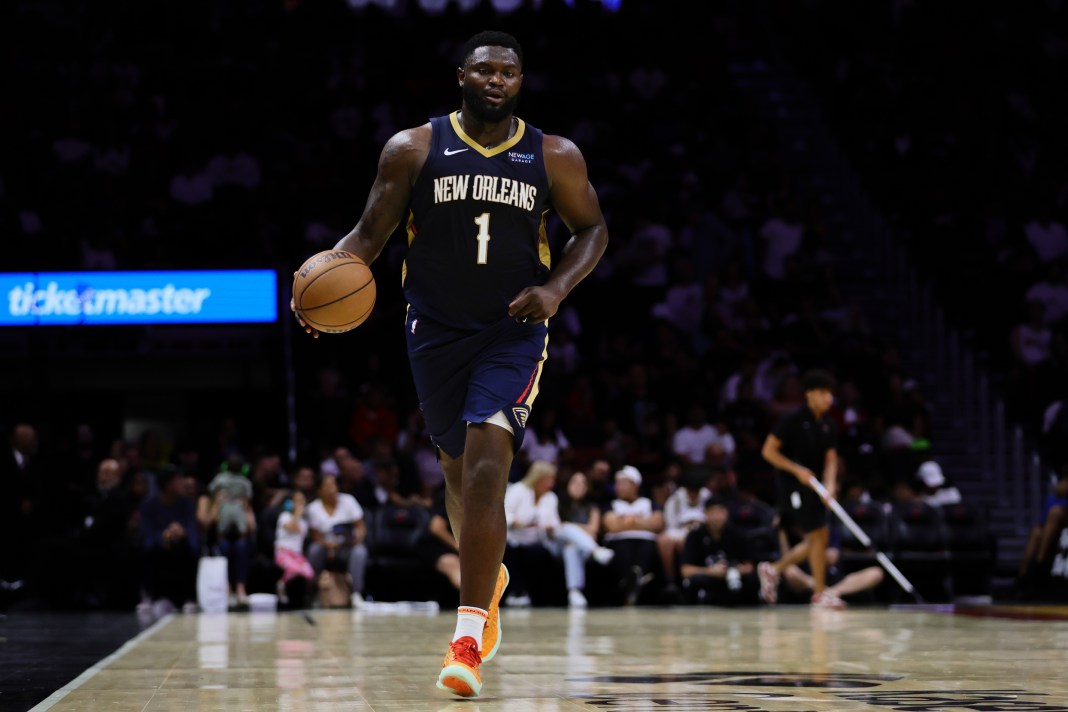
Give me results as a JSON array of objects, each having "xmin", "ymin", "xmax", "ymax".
[{"xmin": 457, "ymin": 67, "xmax": 465, "ymax": 86}]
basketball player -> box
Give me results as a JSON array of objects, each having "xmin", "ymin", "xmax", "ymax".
[
  {"xmin": 293, "ymin": 30, "xmax": 608, "ymax": 697},
  {"xmin": 756, "ymin": 369, "xmax": 841, "ymax": 608}
]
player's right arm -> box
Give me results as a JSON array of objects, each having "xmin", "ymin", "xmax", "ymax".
[
  {"xmin": 333, "ymin": 125, "xmax": 431, "ymax": 264},
  {"xmin": 293, "ymin": 125, "xmax": 430, "ymax": 336}
]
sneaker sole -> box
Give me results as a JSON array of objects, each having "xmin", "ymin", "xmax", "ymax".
[
  {"xmin": 481, "ymin": 563, "xmax": 509, "ymax": 662},
  {"xmin": 437, "ymin": 665, "xmax": 482, "ymax": 697}
]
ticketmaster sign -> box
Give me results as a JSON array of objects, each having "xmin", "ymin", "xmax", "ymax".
[{"xmin": 0, "ymin": 270, "xmax": 278, "ymax": 325}]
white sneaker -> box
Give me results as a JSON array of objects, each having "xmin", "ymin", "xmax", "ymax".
[
  {"xmin": 182, "ymin": 601, "xmax": 199, "ymax": 614},
  {"xmin": 757, "ymin": 562, "xmax": 779, "ymax": 605},
  {"xmin": 350, "ymin": 591, "xmax": 365, "ymax": 609},
  {"xmin": 568, "ymin": 589, "xmax": 588, "ymax": 608},
  {"xmin": 811, "ymin": 590, "xmax": 847, "ymax": 609},
  {"xmin": 505, "ymin": 593, "xmax": 531, "ymax": 608},
  {"xmin": 592, "ymin": 546, "xmax": 615, "ymax": 565}
]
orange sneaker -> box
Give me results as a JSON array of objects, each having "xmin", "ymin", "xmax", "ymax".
[
  {"xmin": 480, "ymin": 563, "xmax": 509, "ymax": 662},
  {"xmin": 436, "ymin": 635, "xmax": 483, "ymax": 697}
]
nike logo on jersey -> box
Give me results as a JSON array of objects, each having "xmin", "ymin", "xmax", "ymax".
[{"xmin": 443, "ymin": 147, "xmax": 469, "ymax": 156}]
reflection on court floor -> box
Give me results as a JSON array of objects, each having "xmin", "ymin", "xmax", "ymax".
[{"xmin": 29, "ymin": 606, "xmax": 1068, "ymax": 711}]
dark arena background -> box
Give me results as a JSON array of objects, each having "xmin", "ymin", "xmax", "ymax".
[{"xmin": 3, "ymin": 1, "xmax": 1068, "ymax": 710}]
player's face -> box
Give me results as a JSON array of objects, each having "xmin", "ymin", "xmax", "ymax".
[{"xmin": 461, "ymin": 46, "xmax": 522, "ymax": 122}]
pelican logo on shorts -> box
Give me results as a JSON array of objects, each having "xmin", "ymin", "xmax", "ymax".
[
  {"xmin": 410, "ymin": 318, "xmax": 418, "ymax": 334},
  {"xmin": 511, "ymin": 405, "xmax": 530, "ymax": 429}
]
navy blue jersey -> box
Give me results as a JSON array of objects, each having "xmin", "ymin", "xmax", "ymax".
[{"xmin": 403, "ymin": 113, "xmax": 552, "ymax": 330}]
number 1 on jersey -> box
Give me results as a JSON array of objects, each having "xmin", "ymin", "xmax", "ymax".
[{"xmin": 474, "ymin": 212, "xmax": 490, "ymax": 264}]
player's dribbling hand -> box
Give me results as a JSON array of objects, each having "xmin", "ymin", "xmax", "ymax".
[{"xmin": 289, "ymin": 285, "xmax": 320, "ymax": 339}]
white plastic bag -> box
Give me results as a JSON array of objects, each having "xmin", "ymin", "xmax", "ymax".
[{"xmin": 197, "ymin": 555, "xmax": 229, "ymax": 613}]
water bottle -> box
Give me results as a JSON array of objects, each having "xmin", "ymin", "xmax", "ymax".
[{"xmin": 726, "ymin": 566, "xmax": 741, "ymax": 592}]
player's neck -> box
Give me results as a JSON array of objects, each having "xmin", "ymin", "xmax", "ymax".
[{"xmin": 457, "ymin": 110, "xmax": 516, "ymax": 148}]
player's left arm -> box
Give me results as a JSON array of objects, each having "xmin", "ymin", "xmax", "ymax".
[{"xmin": 508, "ymin": 134, "xmax": 609, "ymax": 323}]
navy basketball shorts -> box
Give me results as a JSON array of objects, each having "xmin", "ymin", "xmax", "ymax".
[
  {"xmin": 405, "ymin": 307, "xmax": 549, "ymax": 459},
  {"xmin": 777, "ymin": 473, "xmax": 829, "ymax": 534}
]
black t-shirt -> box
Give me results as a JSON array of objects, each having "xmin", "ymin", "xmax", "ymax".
[
  {"xmin": 681, "ymin": 523, "xmax": 751, "ymax": 569},
  {"xmin": 771, "ymin": 405, "xmax": 838, "ymax": 475}
]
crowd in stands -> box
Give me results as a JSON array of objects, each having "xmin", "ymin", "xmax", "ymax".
[
  {"xmin": 0, "ymin": 389, "xmax": 989, "ymax": 616},
  {"xmin": 6, "ymin": 0, "xmax": 1061, "ymax": 610},
  {"xmin": 764, "ymin": 1, "xmax": 1068, "ymax": 456}
]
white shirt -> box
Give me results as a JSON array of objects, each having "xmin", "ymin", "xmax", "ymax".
[
  {"xmin": 504, "ymin": 483, "xmax": 561, "ymax": 546},
  {"xmin": 275, "ymin": 511, "xmax": 308, "ymax": 554},
  {"xmin": 305, "ymin": 494, "xmax": 364, "ymax": 546},
  {"xmin": 603, "ymin": 497, "xmax": 659, "ymax": 542},
  {"xmin": 672, "ymin": 424, "xmax": 736, "ymax": 464},
  {"xmin": 760, "ymin": 217, "xmax": 804, "ymax": 280},
  {"xmin": 519, "ymin": 429, "xmax": 570, "ymax": 465},
  {"xmin": 663, "ymin": 487, "xmax": 711, "ymax": 533},
  {"xmin": 923, "ymin": 487, "xmax": 963, "ymax": 508}
]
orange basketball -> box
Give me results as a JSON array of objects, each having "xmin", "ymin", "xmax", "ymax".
[{"xmin": 292, "ymin": 250, "xmax": 376, "ymax": 334}]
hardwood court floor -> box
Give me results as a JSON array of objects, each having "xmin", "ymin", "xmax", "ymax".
[{"xmin": 26, "ymin": 605, "xmax": 1068, "ymax": 711}]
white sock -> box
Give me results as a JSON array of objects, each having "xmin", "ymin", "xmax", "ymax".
[{"xmin": 452, "ymin": 606, "xmax": 488, "ymax": 643}]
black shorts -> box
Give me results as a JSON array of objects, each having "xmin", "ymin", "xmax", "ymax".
[
  {"xmin": 776, "ymin": 473, "xmax": 829, "ymax": 533},
  {"xmin": 405, "ymin": 307, "xmax": 548, "ymax": 458}
]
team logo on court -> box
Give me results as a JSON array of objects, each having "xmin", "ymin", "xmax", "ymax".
[
  {"xmin": 567, "ymin": 677, "xmax": 1067, "ymax": 711},
  {"xmin": 570, "ymin": 671, "xmax": 901, "ymax": 688},
  {"xmin": 834, "ymin": 690, "xmax": 1068, "ymax": 711},
  {"xmin": 569, "ymin": 689, "xmax": 1068, "ymax": 711},
  {"xmin": 511, "ymin": 405, "xmax": 530, "ymax": 428}
]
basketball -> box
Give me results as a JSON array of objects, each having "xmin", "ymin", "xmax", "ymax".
[{"xmin": 292, "ymin": 250, "xmax": 376, "ymax": 334}]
